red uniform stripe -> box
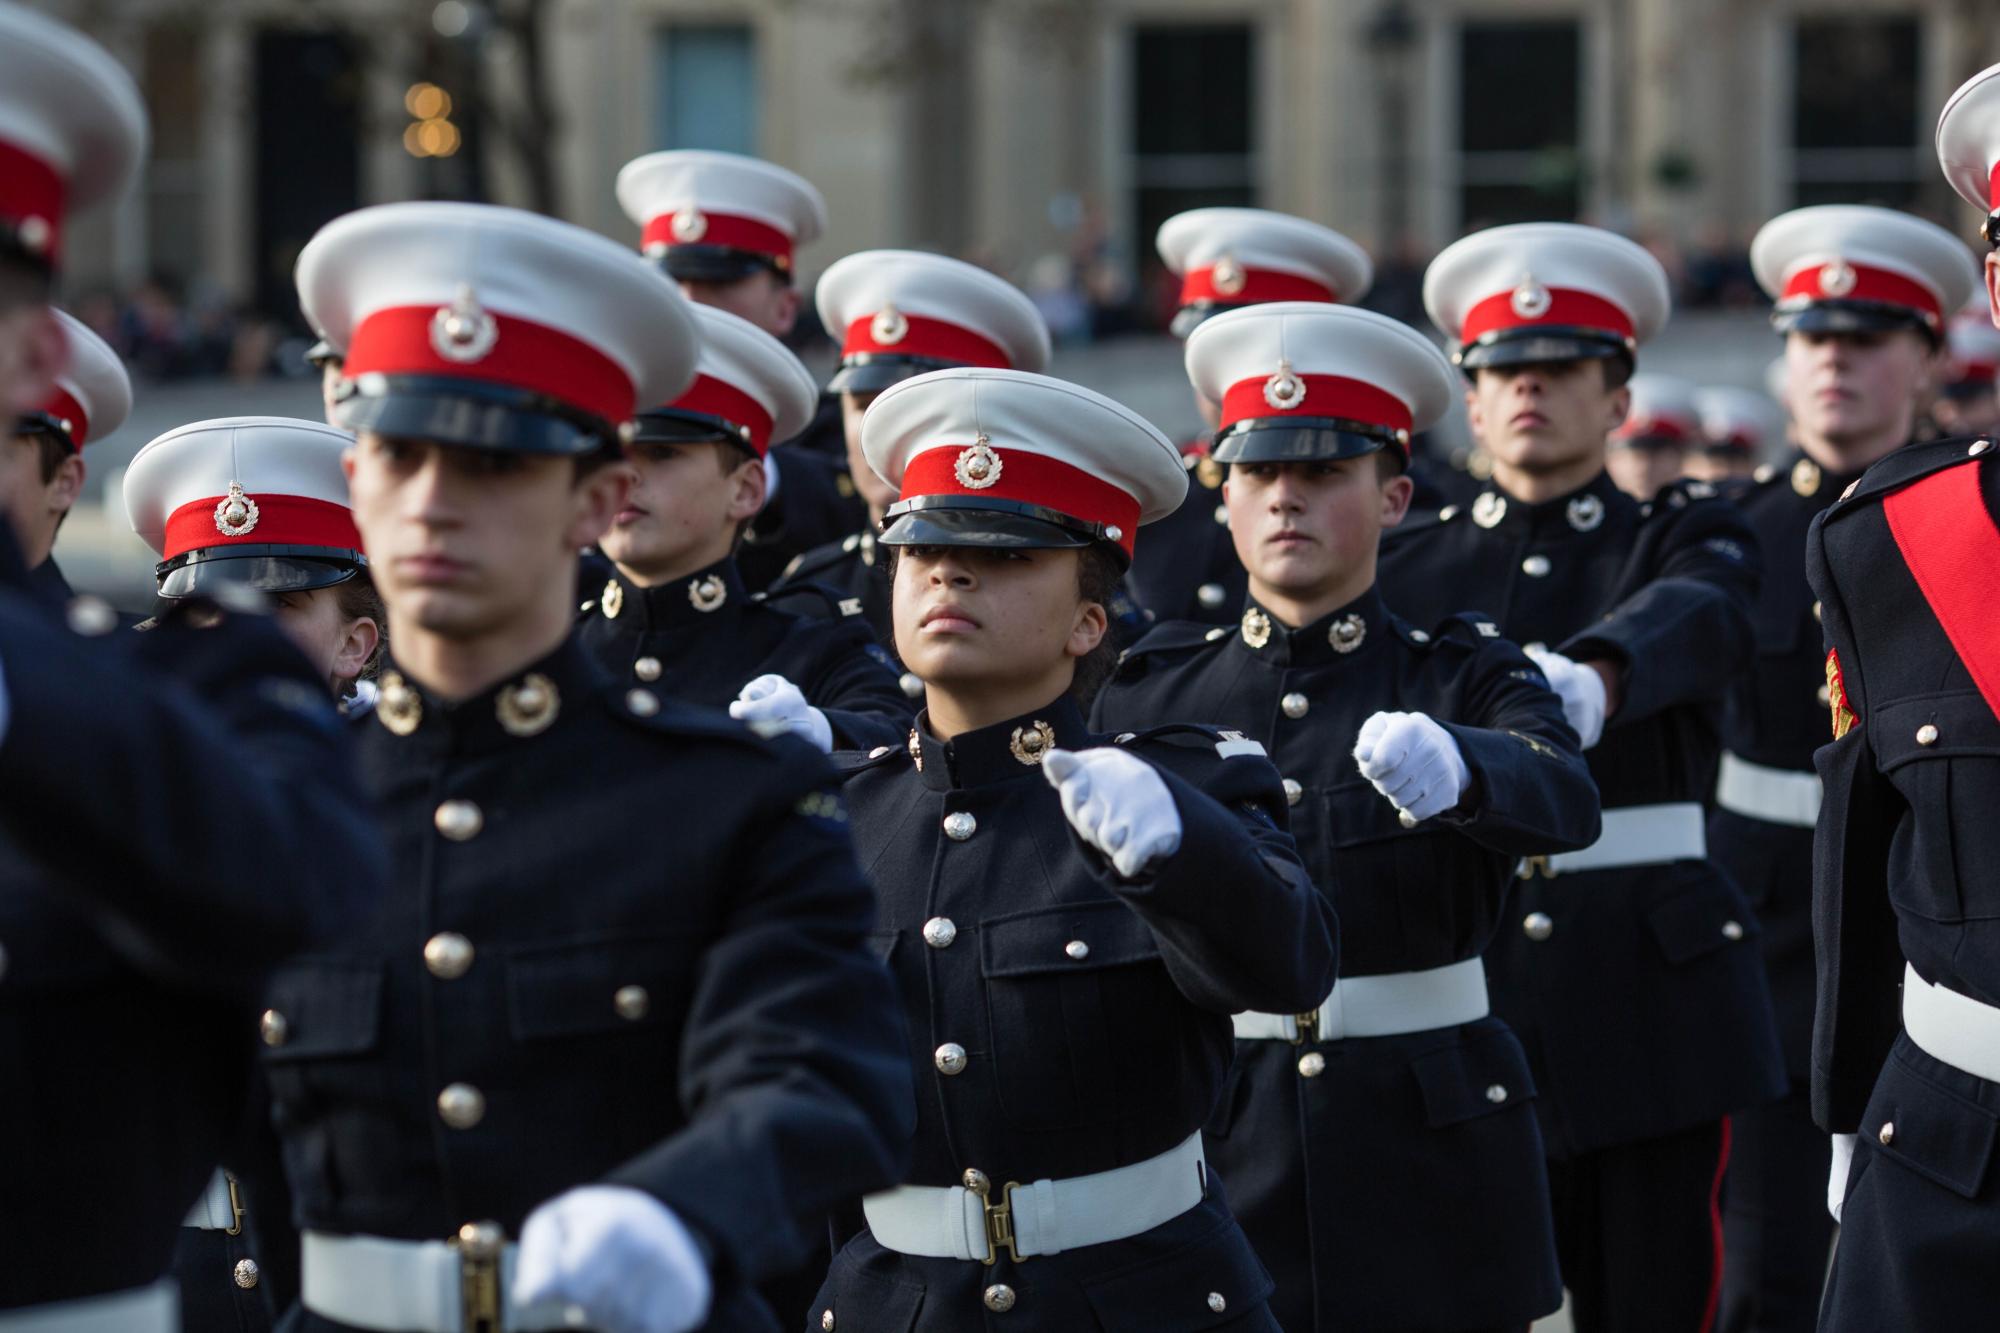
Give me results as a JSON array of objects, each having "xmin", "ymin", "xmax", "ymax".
[
  {"xmin": 1179, "ymin": 266, "xmax": 1337, "ymax": 308},
  {"xmin": 1990, "ymin": 160, "xmax": 2000, "ymax": 212},
  {"xmin": 662, "ymin": 373, "xmax": 776, "ymax": 455},
  {"xmin": 1700, "ymin": 1117, "xmax": 1732, "ymax": 1333},
  {"xmin": 899, "ymin": 446, "xmax": 1142, "ymax": 558},
  {"xmin": 640, "ymin": 210, "xmax": 794, "ymax": 268},
  {"xmin": 1780, "ymin": 262, "xmax": 1942, "ymax": 327},
  {"xmin": 1884, "ymin": 460, "xmax": 2000, "ymax": 724},
  {"xmin": 1218, "ymin": 373, "xmax": 1413, "ymax": 435},
  {"xmin": 0, "ymin": 139, "xmax": 66, "ymax": 261},
  {"xmin": 163, "ymin": 493, "xmax": 362, "ymax": 562},
  {"xmin": 343, "ymin": 305, "xmax": 636, "ymax": 427},
  {"xmin": 1460, "ymin": 287, "xmax": 1635, "ymax": 347},
  {"xmin": 36, "ymin": 385, "xmax": 89, "ymax": 449},
  {"xmin": 841, "ymin": 315, "xmax": 1011, "ymax": 369}
]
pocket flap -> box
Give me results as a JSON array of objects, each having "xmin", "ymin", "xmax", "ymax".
[
  {"xmin": 1647, "ymin": 885, "xmax": 1757, "ymax": 965},
  {"xmin": 824, "ymin": 1254, "xmax": 923, "ymax": 1333},
  {"xmin": 1872, "ymin": 692, "xmax": 2000, "ymax": 772},
  {"xmin": 1411, "ymin": 1026, "xmax": 1538, "ymax": 1128},
  {"xmin": 980, "ymin": 899, "xmax": 1160, "ymax": 978},
  {"xmin": 261, "ymin": 959, "xmax": 383, "ymax": 1061},
  {"xmin": 506, "ymin": 934, "xmax": 696, "ymax": 1040},
  {"xmin": 1870, "ymin": 1064, "xmax": 1999, "ymax": 1199},
  {"xmin": 1080, "ymin": 1215, "xmax": 1274, "ymax": 1329}
]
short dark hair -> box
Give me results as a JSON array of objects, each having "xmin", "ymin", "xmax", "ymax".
[
  {"xmin": 0, "ymin": 255, "xmax": 52, "ymax": 315},
  {"xmin": 32, "ymin": 429, "xmax": 67, "ymax": 484}
]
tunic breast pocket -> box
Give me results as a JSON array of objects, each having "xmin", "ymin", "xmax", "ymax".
[
  {"xmin": 503, "ymin": 934, "xmax": 701, "ymax": 1044},
  {"xmin": 259, "ymin": 959, "xmax": 390, "ymax": 1213},
  {"xmin": 1873, "ymin": 692, "xmax": 2000, "ymax": 925},
  {"xmin": 979, "ymin": 900, "xmax": 1177, "ymax": 1132}
]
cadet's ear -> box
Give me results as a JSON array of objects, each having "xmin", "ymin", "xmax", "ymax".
[
  {"xmin": 1379, "ymin": 471, "xmax": 1415, "ymax": 528},
  {"xmin": 1604, "ymin": 381, "xmax": 1633, "ymax": 437},
  {"xmin": 568, "ymin": 457, "xmax": 630, "ymax": 551},
  {"xmin": 727, "ymin": 450, "xmax": 768, "ymax": 524}
]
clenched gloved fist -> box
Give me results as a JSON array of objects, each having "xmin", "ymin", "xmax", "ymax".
[
  {"xmin": 1353, "ymin": 711, "xmax": 1472, "ymax": 825},
  {"xmin": 1044, "ymin": 746, "xmax": 1183, "ymax": 879},
  {"xmin": 1523, "ymin": 646, "xmax": 1607, "ymax": 750},
  {"xmin": 729, "ymin": 674, "xmax": 833, "ymax": 753},
  {"xmin": 514, "ymin": 1185, "xmax": 712, "ymax": 1333}
]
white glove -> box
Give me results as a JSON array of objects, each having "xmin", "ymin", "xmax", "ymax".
[
  {"xmin": 1827, "ymin": 1132, "xmax": 1857, "ymax": 1224},
  {"xmin": 1044, "ymin": 746, "xmax": 1183, "ymax": 879},
  {"xmin": 514, "ymin": 1186, "xmax": 712, "ymax": 1333},
  {"xmin": 729, "ymin": 674, "xmax": 833, "ymax": 753},
  {"xmin": 1353, "ymin": 711, "xmax": 1472, "ymax": 825},
  {"xmin": 1524, "ymin": 646, "xmax": 1607, "ymax": 750}
]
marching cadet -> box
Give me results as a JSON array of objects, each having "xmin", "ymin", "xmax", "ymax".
[
  {"xmin": 811, "ymin": 366, "xmax": 1337, "ymax": 1331},
  {"xmin": 1128, "ymin": 207, "xmax": 1374, "ymax": 626},
  {"xmin": 617, "ymin": 149, "xmax": 863, "ymax": 590},
  {"xmin": 1604, "ymin": 372, "xmax": 1699, "ymax": 501},
  {"xmin": 1688, "ymin": 386, "xmax": 1785, "ymax": 486},
  {"xmin": 0, "ymin": 5, "xmax": 389, "ymax": 1328},
  {"xmin": 125, "ymin": 417, "xmax": 383, "ymax": 704},
  {"xmin": 1936, "ymin": 295, "xmax": 2000, "ymax": 436},
  {"xmin": 1713, "ymin": 203, "xmax": 1973, "ymax": 1333},
  {"xmin": 6, "ymin": 309, "xmax": 131, "ymax": 607},
  {"xmin": 124, "ymin": 416, "xmax": 388, "ymax": 1332},
  {"xmin": 767, "ymin": 250, "xmax": 1051, "ymax": 650},
  {"xmin": 1376, "ymin": 222, "xmax": 1786, "ymax": 1333},
  {"xmin": 578, "ymin": 303, "xmax": 908, "ymax": 754},
  {"xmin": 274, "ymin": 199, "xmax": 911, "ymax": 1333},
  {"xmin": 1093, "ymin": 301, "xmax": 1600, "ymax": 1332},
  {"xmin": 1806, "ymin": 62, "xmax": 2000, "ymax": 1329}
]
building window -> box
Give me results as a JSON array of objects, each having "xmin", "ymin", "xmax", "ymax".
[
  {"xmin": 1457, "ymin": 20, "xmax": 1582, "ymax": 228},
  {"xmin": 1790, "ymin": 17, "xmax": 1922, "ymax": 208},
  {"xmin": 653, "ymin": 24, "xmax": 757, "ymax": 154},
  {"xmin": 1130, "ymin": 23, "xmax": 1254, "ymax": 318}
]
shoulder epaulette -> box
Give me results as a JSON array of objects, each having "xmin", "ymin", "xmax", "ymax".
[
  {"xmin": 1823, "ymin": 435, "xmax": 1995, "ymax": 518},
  {"xmin": 1110, "ymin": 721, "xmax": 1267, "ymax": 760},
  {"xmin": 833, "ymin": 736, "xmax": 912, "ymax": 775},
  {"xmin": 1120, "ymin": 618, "xmax": 1228, "ymax": 661},
  {"xmin": 758, "ymin": 578, "xmax": 867, "ymax": 621}
]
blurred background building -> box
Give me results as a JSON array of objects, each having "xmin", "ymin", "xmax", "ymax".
[{"xmin": 23, "ymin": 0, "xmax": 2000, "ymax": 614}]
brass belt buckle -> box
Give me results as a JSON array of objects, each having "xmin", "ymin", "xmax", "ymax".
[
  {"xmin": 452, "ymin": 1221, "xmax": 504, "ymax": 1333},
  {"xmin": 963, "ymin": 1171, "xmax": 1023, "ymax": 1266},
  {"xmin": 1517, "ymin": 855, "xmax": 1558, "ymax": 880},
  {"xmin": 223, "ymin": 1173, "xmax": 247, "ymax": 1237},
  {"xmin": 1289, "ymin": 1010, "xmax": 1319, "ymax": 1045}
]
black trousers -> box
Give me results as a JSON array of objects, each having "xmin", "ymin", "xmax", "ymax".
[
  {"xmin": 1547, "ymin": 1120, "xmax": 1730, "ymax": 1333},
  {"xmin": 1717, "ymin": 1084, "xmax": 1833, "ymax": 1333}
]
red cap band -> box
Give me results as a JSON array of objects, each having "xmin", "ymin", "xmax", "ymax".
[
  {"xmin": 842, "ymin": 314, "xmax": 1011, "ymax": 369},
  {"xmin": 163, "ymin": 493, "xmax": 362, "ymax": 562},
  {"xmin": 344, "ymin": 305, "xmax": 636, "ymax": 427},
  {"xmin": 1218, "ymin": 373, "xmax": 1413, "ymax": 437},
  {"xmin": 663, "ymin": 373, "xmax": 777, "ymax": 455},
  {"xmin": 1179, "ymin": 266, "xmax": 1337, "ymax": 308},
  {"xmin": 1617, "ymin": 414, "xmax": 1694, "ymax": 443},
  {"xmin": 1460, "ymin": 287, "xmax": 1636, "ymax": 347},
  {"xmin": 37, "ymin": 385, "xmax": 88, "ymax": 450},
  {"xmin": 1990, "ymin": 161, "xmax": 2000, "ymax": 213},
  {"xmin": 640, "ymin": 210, "xmax": 794, "ymax": 269},
  {"xmin": 0, "ymin": 139, "xmax": 66, "ymax": 262},
  {"xmin": 899, "ymin": 445, "xmax": 1143, "ymax": 558},
  {"xmin": 1780, "ymin": 262, "xmax": 1943, "ymax": 326}
]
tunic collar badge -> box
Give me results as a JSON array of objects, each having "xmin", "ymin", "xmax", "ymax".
[
  {"xmin": 376, "ymin": 671, "xmax": 422, "ymax": 736},
  {"xmin": 1566, "ymin": 493, "xmax": 1605, "ymax": 532},
  {"xmin": 1240, "ymin": 605, "xmax": 1272, "ymax": 649},
  {"xmin": 1010, "ymin": 719, "xmax": 1056, "ymax": 766},
  {"xmin": 1471, "ymin": 492, "xmax": 1507, "ymax": 528},
  {"xmin": 496, "ymin": 671, "xmax": 560, "ymax": 737},
  {"xmin": 688, "ymin": 574, "xmax": 728, "ymax": 612},
  {"xmin": 600, "ymin": 578, "xmax": 624, "ymax": 619},
  {"xmin": 1329, "ymin": 614, "xmax": 1366, "ymax": 654},
  {"xmin": 1792, "ymin": 458, "xmax": 1822, "ymax": 497}
]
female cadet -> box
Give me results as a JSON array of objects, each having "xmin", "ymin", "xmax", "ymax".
[{"xmin": 809, "ymin": 366, "xmax": 1339, "ymax": 1331}]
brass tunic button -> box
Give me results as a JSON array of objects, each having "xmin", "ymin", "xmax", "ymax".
[
  {"xmin": 614, "ymin": 985, "xmax": 650, "ymax": 1021},
  {"xmin": 1878, "ymin": 1121, "xmax": 1896, "ymax": 1146},
  {"xmin": 66, "ymin": 595, "xmax": 117, "ymax": 636},
  {"xmin": 434, "ymin": 800, "xmax": 483, "ymax": 842},
  {"xmin": 1208, "ymin": 1292, "xmax": 1227, "ymax": 1314},
  {"xmin": 626, "ymin": 689, "xmax": 661, "ymax": 717},
  {"xmin": 1065, "ymin": 940, "xmax": 1091, "ymax": 960},
  {"xmin": 1812, "ymin": 601, "xmax": 1823, "ymax": 623},
  {"xmin": 923, "ymin": 917, "xmax": 958, "ymax": 949},
  {"xmin": 900, "ymin": 672, "xmax": 924, "ymax": 699},
  {"xmin": 1281, "ymin": 692, "xmax": 1309, "ymax": 719},
  {"xmin": 634, "ymin": 656, "xmax": 663, "ymax": 682},
  {"xmin": 1523, "ymin": 912, "xmax": 1554, "ymax": 941},
  {"xmin": 935, "ymin": 1043, "xmax": 968, "ymax": 1075},
  {"xmin": 1197, "ymin": 582, "xmax": 1227, "ymax": 609},
  {"xmin": 1205, "ymin": 627, "xmax": 1228, "ymax": 642},
  {"xmin": 1971, "ymin": 439, "xmax": 1993, "ymax": 457},
  {"xmin": 437, "ymin": 1083, "xmax": 486, "ymax": 1129},
  {"xmin": 1283, "ymin": 778, "xmax": 1303, "ymax": 806},
  {"xmin": 983, "ymin": 1284, "xmax": 1017, "ymax": 1313},
  {"xmin": 233, "ymin": 1259, "xmax": 260, "ymax": 1289},
  {"xmin": 1817, "ymin": 684, "xmax": 1831, "ymax": 707},
  {"xmin": 1917, "ymin": 724, "xmax": 1940, "ymax": 746},
  {"xmin": 821, "ymin": 1312, "xmax": 836, "ymax": 1332},
  {"xmin": 1722, "ymin": 920, "xmax": 1745, "ymax": 941},
  {"xmin": 1298, "ymin": 1052, "xmax": 1326, "ymax": 1078},
  {"xmin": 943, "ymin": 811, "xmax": 977, "ymax": 841},
  {"xmin": 1521, "ymin": 555, "xmax": 1552, "ymax": 578},
  {"xmin": 458, "ymin": 1220, "xmax": 504, "ymax": 1259},
  {"xmin": 424, "ymin": 932, "xmax": 475, "ymax": 980},
  {"xmin": 869, "ymin": 745, "xmax": 893, "ymax": 759},
  {"xmin": 260, "ymin": 1010, "xmax": 289, "ymax": 1047},
  {"xmin": 1213, "ymin": 504, "xmax": 1229, "ymax": 526},
  {"xmin": 1486, "ymin": 1084, "xmax": 1508, "ymax": 1104}
]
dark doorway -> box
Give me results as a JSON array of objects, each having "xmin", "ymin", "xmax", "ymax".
[{"xmin": 253, "ymin": 30, "xmax": 362, "ymax": 323}]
